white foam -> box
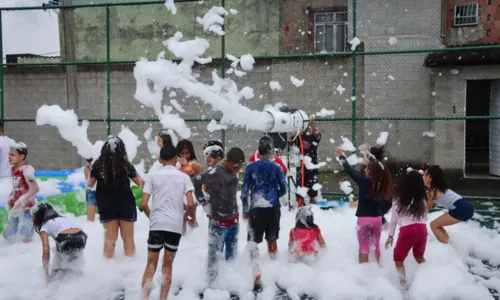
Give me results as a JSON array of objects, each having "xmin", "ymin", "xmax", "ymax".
[{"xmin": 35, "ymin": 105, "xmax": 94, "ymax": 159}]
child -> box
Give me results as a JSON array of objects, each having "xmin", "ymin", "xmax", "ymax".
[
  {"xmin": 201, "ymin": 140, "xmax": 225, "ymax": 214},
  {"xmin": 350, "ymin": 144, "xmax": 392, "ymax": 230},
  {"xmin": 295, "ymin": 116, "xmax": 321, "ymax": 205},
  {"xmin": 32, "ymin": 203, "xmax": 87, "ymax": 282},
  {"xmin": 192, "ymin": 147, "xmax": 245, "ymax": 289},
  {"xmin": 2, "ymin": 142, "xmax": 39, "ymax": 243},
  {"xmin": 203, "ymin": 140, "xmax": 224, "ymax": 168},
  {"xmin": 248, "ymin": 136, "xmax": 287, "ymax": 175},
  {"xmin": 241, "ymin": 137, "xmax": 287, "ymax": 290},
  {"xmin": 385, "ymin": 169, "xmax": 428, "ymax": 287},
  {"xmin": 87, "ymin": 136, "xmax": 144, "ymax": 258},
  {"xmin": 83, "ymin": 158, "xmax": 97, "ymax": 222},
  {"xmin": 140, "ymin": 144, "xmax": 195, "ymax": 300},
  {"xmin": 335, "ymin": 146, "xmax": 392, "ymax": 264},
  {"xmin": 424, "ymin": 165, "xmax": 474, "ymax": 244},
  {"xmin": 176, "ymin": 139, "xmax": 203, "ymax": 234},
  {"xmin": 288, "ymin": 206, "xmax": 326, "ymax": 264}
]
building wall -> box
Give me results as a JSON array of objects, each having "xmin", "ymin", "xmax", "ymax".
[
  {"xmin": 3, "ymin": 56, "xmax": 363, "ymax": 172},
  {"xmin": 351, "ymin": 0, "xmax": 444, "ymax": 167},
  {"xmin": 445, "ymin": 0, "xmax": 500, "ymax": 46},
  {"xmin": 279, "ymin": 0, "xmax": 348, "ymax": 55},
  {"xmin": 431, "ymin": 65, "xmax": 500, "ymax": 170}
]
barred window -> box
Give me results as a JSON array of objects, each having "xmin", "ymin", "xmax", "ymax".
[
  {"xmin": 314, "ymin": 12, "xmax": 348, "ymax": 54},
  {"xmin": 454, "ymin": 3, "xmax": 479, "ymax": 27}
]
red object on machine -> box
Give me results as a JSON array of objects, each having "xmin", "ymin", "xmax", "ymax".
[{"xmin": 297, "ymin": 134, "xmax": 305, "ymax": 208}]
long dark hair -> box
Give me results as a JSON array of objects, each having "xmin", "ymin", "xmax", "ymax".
[
  {"xmin": 425, "ymin": 165, "xmax": 448, "ymax": 193},
  {"xmin": 295, "ymin": 206, "xmax": 318, "ymax": 230},
  {"xmin": 176, "ymin": 139, "xmax": 197, "ymax": 161},
  {"xmin": 395, "ymin": 171, "xmax": 427, "ymax": 219},
  {"xmin": 94, "ymin": 136, "xmax": 130, "ymax": 184},
  {"xmin": 367, "ymin": 160, "xmax": 392, "ymax": 201},
  {"xmin": 32, "ymin": 203, "xmax": 61, "ymax": 233},
  {"xmin": 158, "ymin": 131, "xmax": 174, "ymax": 148}
]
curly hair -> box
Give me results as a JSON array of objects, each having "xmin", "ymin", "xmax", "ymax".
[
  {"xmin": 395, "ymin": 170, "xmax": 427, "ymax": 219},
  {"xmin": 94, "ymin": 136, "xmax": 131, "ymax": 184},
  {"xmin": 367, "ymin": 159, "xmax": 392, "ymax": 201},
  {"xmin": 425, "ymin": 165, "xmax": 448, "ymax": 193}
]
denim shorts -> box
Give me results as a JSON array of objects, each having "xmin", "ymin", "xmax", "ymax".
[
  {"xmin": 2, "ymin": 210, "xmax": 34, "ymax": 240},
  {"xmin": 86, "ymin": 190, "xmax": 97, "ymax": 206}
]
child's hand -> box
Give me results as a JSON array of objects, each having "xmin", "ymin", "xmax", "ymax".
[
  {"xmin": 385, "ymin": 236, "xmax": 393, "ymax": 249},
  {"xmin": 335, "ymin": 147, "xmax": 344, "ymax": 157},
  {"xmin": 179, "ymin": 157, "xmax": 188, "ymax": 165}
]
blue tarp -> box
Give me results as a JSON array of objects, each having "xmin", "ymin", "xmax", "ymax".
[{"xmin": 35, "ymin": 169, "xmax": 79, "ymax": 177}]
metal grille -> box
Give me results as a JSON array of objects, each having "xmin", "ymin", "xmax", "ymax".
[{"xmin": 1, "ymin": 0, "xmax": 500, "ymax": 201}]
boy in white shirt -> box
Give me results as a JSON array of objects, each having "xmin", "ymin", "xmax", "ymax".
[{"xmin": 140, "ymin": 144, "xmax": 195, "ymax": 300}]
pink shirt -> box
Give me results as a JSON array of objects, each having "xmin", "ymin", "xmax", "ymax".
[
  {"xmin": 289, "ymin": 227, "xmax": 321, "ymax": 256},
  {"xmin": 389, "ymin": 200, "xmax": 427, "ymax": 237}
]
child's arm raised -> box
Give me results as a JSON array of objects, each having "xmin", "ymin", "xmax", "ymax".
[
  {"xmin": 40, "ymin": 231, "xmax": 50, "ymax": 282},
  {"xmin": 335, "ymin": 147, "xmax": 365, "ymax": 185}
]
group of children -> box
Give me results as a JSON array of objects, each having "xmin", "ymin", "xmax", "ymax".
[
  {"xmin": 0, "ymin": 118, "xmax": 477, "ymax": 298},
  {"xmin": 335, "ymin": 144, "xmax": 475, "ymax": 287}
]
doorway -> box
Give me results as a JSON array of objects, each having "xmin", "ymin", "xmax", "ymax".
[{"xmin": 465, "ymin": 80, "xmax": 490, "ymax": 176}]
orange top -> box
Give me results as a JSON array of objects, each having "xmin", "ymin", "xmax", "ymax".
[{"xmin": 179, "ymin": 160, "xmax": 198, "ymax": 178}]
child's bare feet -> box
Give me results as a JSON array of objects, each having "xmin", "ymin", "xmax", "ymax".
[{"xmin": 253, "ymin": 272, "xmax": 263, "ymax": 293}]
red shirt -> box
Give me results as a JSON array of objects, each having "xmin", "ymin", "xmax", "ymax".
[
  {"xmin": 248, "ymin": 152, "xmax": 287, "ymax": 175},
  {"xmin": 289, "ymin": 227, "xmax": 321, "ymax": 256},
  {"xmin": 8, "ymin": 163, "xmax": 37, "ymax": 211}
]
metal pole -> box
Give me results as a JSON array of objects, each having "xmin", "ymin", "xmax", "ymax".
[
  {"xmin": 106, "ymin": 5, "xmax": 111, "ymax": 136},
  {"xmin": 351, "ymin": 0, "xmax": 357, "ymax": 143},
  {"xmin": 220, "ymin": 0, "xmax": 226, "ymax": 148},
  {"xmin": 0, "ymin": 10, "xmax": 4, "ymax": 121}
]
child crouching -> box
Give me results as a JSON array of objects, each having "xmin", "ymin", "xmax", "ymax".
[{"xmin": 32, "ymin": 203, "xmax": 87, "ymax": 282}]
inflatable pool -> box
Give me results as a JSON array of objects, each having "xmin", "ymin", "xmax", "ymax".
[{"xmin": 0, "ymin": 169, "xmax": 144, "ymax": 232}]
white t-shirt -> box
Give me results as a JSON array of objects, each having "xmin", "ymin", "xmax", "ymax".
[
  {"xmin": 0, "ymin": 136, "xmax": 11, "ymax": 178},
  {"xmin": 143, "ymin": 165, "xmax": 194, "ymax": 234},
  {"xmin": 40, "ymin": 217, "xmax": 80, "ymax": 238}
]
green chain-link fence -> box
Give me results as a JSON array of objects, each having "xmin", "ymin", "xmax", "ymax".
[{"xmin": 2, "ymin": 0, "xmax": 500, "ymax": 201}]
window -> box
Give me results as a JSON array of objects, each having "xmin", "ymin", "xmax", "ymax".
[
  {"xmin": 454, "ymin": 3, "xmax": 479, "ymax": 26},
  {"xmin": 314, "ymin": 12, "xmax": 348, "ymax": 53}
]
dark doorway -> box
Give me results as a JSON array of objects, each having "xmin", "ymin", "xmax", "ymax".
[{"xmin": 465, "ymin": 80, "xmax": 490, "ymax": 176}]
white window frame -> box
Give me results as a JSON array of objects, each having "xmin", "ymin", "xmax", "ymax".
[
  {"xmin": 454, "ymin": 3, "xmax": 479, "ymax": 27},
  {"xmin": 314, "ymin": 12, "xmax": 348, "ymax": 54}
]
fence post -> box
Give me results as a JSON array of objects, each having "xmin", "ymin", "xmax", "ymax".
[
  {"xmin": 220, "ymin": 0, "xmax": 226, "ymax": 148},
  {"xmin": 106, "ymin": 5, "xmax": 111, "ymax": 136},
  {"xmin": 351, "ymin": 0, "xmax": 357, "ymax": 144},
  {"xmin": 0, "ymin": 10, "xmax": 3, "ymax": 122}
]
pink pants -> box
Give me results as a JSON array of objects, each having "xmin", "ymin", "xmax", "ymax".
[{"xmin": 357, "ymin": 217, "xmax": 382, "ymax": 254}]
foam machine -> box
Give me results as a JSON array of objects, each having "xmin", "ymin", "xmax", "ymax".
[{"xmin": 261, "ymin": 106, "xmax": 310, "ymax": 209}]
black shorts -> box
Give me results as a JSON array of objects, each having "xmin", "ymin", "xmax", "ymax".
[
  {"xmin": 247, "ymin": 206, "xmax": 281, "ymax": 244},
  {"xmin": 147, "ymin": 230, "xmax": 182, "ymax": 253},
  {"xmin": 55, "ymin": 231, "xmax": 87, "ymax": 255},
  {"xmin": 98, "ymin": 198, "xmax": 137, "ymax": 224}
]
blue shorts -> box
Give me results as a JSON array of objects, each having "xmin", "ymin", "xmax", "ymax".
[
  {"xmin": 2, "ymin": 210, "xmax": 34, "ymax": 240},
  {"xmin": 86, "ymin": 190, "xmax": 97, "ymax": 206},
  {"xmin": 449, "ymin": 199, "xmax": 474, "ymax": 222}
]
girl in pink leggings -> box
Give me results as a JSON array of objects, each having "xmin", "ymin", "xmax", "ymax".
[
  {"xmin": 385, "ymin": 168, "xmax": 428, "ymax": 288},
  {"xmin": 336, "ymin": 147, "xmax": 392, "ymax": 264}
]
